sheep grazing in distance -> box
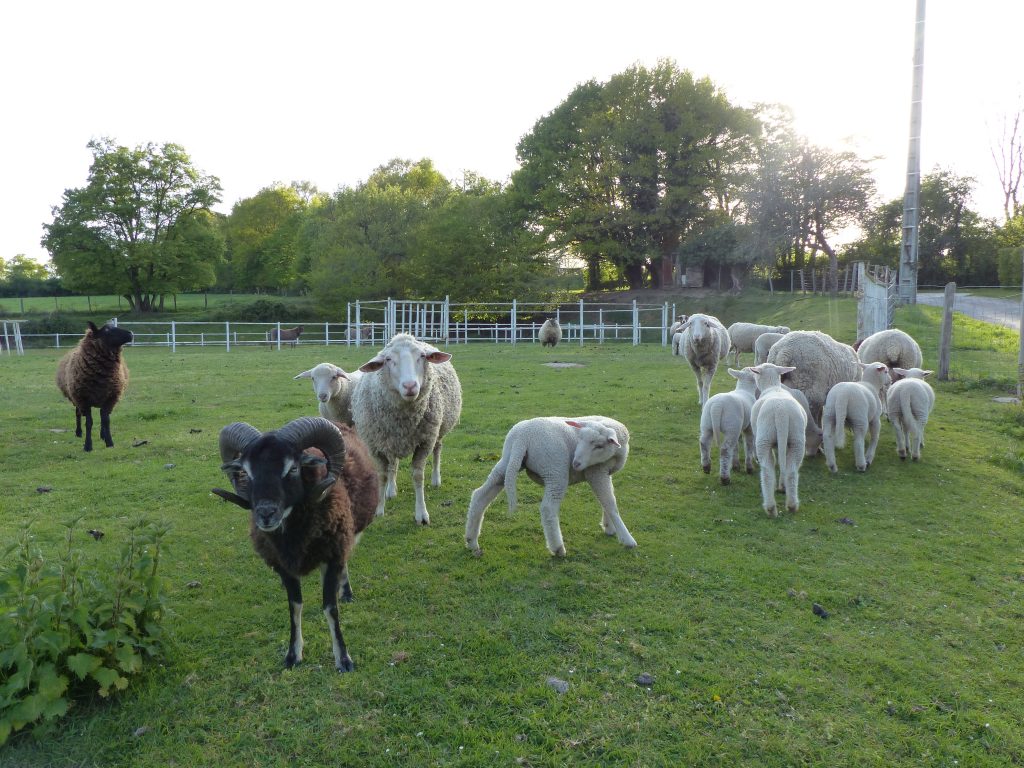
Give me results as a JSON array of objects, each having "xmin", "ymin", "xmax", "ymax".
[
  {"xmin": 465, "ymin": 416, "xmax": 635, "ymax": 557},
  {"xmin": 675, "ymin": 313, "xmax": 730, "ymax": 406},
  {"xmin": 214, "ymin": 417, "xmax": 378, "ymax": 673},
  {"xmin": 345, "ymin": 324, "xmax": 373, "ymax": 343},
  {"xmin": 855, "ymin": 329, "xmax": 923, "ymax": 379},
  {"xmin": 726, "ymin": 323, "xmax": 790, "ymax": 366},
  {"xmin": 754, "ymin": 331, "xmax": 787, "ymax": 365},
  {"xmin": 886, "ymin": 367, "xmax": 935, "ymax": 461},
  {"xmin": 539, "ymin": 318, "xmax": 562, "ymax": 347},
  {"xmin": 56, "ymin": 321, "xmax": 134, "ymax": 452},
  {"xmin": 821, "ymin": 362, "xmax": 892, "ymax": 473},
  {"xmin": 294, "ymin": 363, "xmax": 364, "ymax": 426},
  {"xmin": 351, "ymin": 333, "xmax": 462, "ymax": 525},
  {"xmin": 766, "ymin": 330, "xmax": 862, "ymax": 425},
  {"xmin": 699, "ymin": 368, "xmax": 758, "ymax": 484},
  {"xmin": 750, "ymin": 363, "xmax": 807, "ymax": 517},
  {"xmin": 268, "ymin": 325, "xmax": 304, "ymax": 347}
]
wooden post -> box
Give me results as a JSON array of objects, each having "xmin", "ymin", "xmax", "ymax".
[{"xmin": 938, "ymin": 282, "xmax": 955, "ymax": 381}]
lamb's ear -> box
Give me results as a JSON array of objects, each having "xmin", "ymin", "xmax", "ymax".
[
  {"xmin": 425, "ymin": 351, "xmax": 452, "ymax": 364},
  {"xmin": 892, "ymin": 367, "xmax": 908, "ymax": 377},
  {"xmin": 727, "ymin": 368, "xmax": 741, "ymax": 379},
  {"xmin": 87, "ymin": 321, "xmax": 99, "ymax": 334},
  {"xmin": 874, "ymin": 364, "xmax": 888, "ymax": 374},
  {"xmin": 332, "ymin": 368, "xmax": 349, "ymax": 380},
  {"xmin": 565, "ymin": 420, "xmax": 584, "ymax": 429},
  {"xmin": 294, "ymin": 369, "xmax": 314, "ymax": 380},
  {"xmin": 920, "ymin": 369, "xmax": 934, "ymax": 378},
  {"xmin": 607, "ymin": 435, "xmax": 621, "ymax": 448},
  {"xmin": 211, "ymin": 488, "xmax": 251, "ymax": 509},
  {"xmin": 779, "ymin": 366, "xmax": 796, "ymax": 375}
]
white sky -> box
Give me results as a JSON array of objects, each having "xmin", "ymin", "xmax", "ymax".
[{"xmin": 2, "ymin": 0, "xmax": 1021, "ymax": 264}]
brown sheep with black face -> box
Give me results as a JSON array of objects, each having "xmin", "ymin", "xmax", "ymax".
[{"xmin": 56, "ymin": 321, "xmax": 133, "ymax": 451}]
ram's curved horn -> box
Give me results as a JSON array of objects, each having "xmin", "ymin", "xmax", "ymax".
[
  {"xmin": 217, "ymin": 422, "xmax": 262, "ymax": 500},
  {"xmin": 276, "ymin": 417, "xmax": 347, "ymax": 479}
]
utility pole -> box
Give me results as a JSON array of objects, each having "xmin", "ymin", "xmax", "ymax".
[{"xmin": 899, "ymin": 0, "xmax": 926, "ymax": 305}]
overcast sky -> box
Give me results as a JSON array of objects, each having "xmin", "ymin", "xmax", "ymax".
[{"xmin": 2, "ymin": 0, "xmax": 1021, "ymax": 264}]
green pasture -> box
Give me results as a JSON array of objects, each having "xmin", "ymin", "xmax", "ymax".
[{"xmin": 1, "ymin": 302, "xmax": 1022, "ymax": 767}]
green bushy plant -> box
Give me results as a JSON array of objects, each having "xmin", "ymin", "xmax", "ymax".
[{"xmin": 0, "ymin": 518, "xmax": 169, "ymax": 745}]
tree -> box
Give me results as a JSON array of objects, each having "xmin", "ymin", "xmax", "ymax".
[
  {"xmin": 223, "ymin": 183, "xmax": 313, "ymax": 293},
  {"xmin": 513, "ymin": 60, "xmax": 757, "ymax": 290},
  {"xmin": 990, "ymin": 104, "xmax": 1024, "ymax": 221},
  {"xmin": 42, "ymin": 138, "xmax": 223, "ymax": 312},
  {"xmin": 0, "ymin": 255, "xmax": 53, "ymax": 297}
]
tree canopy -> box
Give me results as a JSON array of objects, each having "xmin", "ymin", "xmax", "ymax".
[
  {"xmin": 42, "ymin": 138, "xmax": 223, "ymax": 312},
  {"xmin": 512, "ymin": 60, "xmax": 758, "ymax": 290}
]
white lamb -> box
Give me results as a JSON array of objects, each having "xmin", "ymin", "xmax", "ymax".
[
  {"xmin": 726, "ymin": 323, "xmax": 790, "ymax": 366},
  {"xmin": 886, "ymin": 367, "xmax": 935, "ymax": 461},
  {"xmin": 294, "ymin": 363, "xmax": 364, "ymax": 426},
  {"xmin": 754, "ymin": 331, "xmax": 787, "ymax": 365},
  {"xmin": 750, "ymin": 363, "xmax": 807, "ymax": 517},
  {"xmin": 351, "ymin": 334, "xmax": 463, "ymax": 525},
  {"xmin": 675, "ymin": 313, "xmax": 730, "ymax": 406},
  {"xmin": 821, "ymin": 362, "xmax": 892, "ymax": 473},
  {"xmin": 699, "ymin": 367, "xmax": 757, "ymax": 484},
  {"xmin": 855, "ymin": 329, "xmax": 923, "ymax": 377},
  {"xmin": 465, "ymin": 417, "xmax": 635, "ymax": 557},
  {"xmin": 668, "ymin": 315, "xmax": 689, "ymax": 338}
]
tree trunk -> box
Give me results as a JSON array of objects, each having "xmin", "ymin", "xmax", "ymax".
[
  {"xmin": 623, "ymin": 261, "xmax": 645, "ymax": 290},
  {"xmin": 586, "ymin": 256, "xmax": 602, "ymax": 291}
]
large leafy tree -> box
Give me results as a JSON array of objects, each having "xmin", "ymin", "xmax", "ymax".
[
  {"xmin": 42, "ymin": 138, "xmax": 223, "ymax": 312},
  {"xmin": 513, "ymin": 60, "xmax": 757, "ymax": 290},
  {"xmin": 223, "ymin": 183, "xmax": 314, "ymax": 292}
]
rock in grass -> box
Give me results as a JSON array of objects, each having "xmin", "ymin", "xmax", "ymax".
[
  {"xmin": 546, "ymin": 677, "xmax": 569, "ymax": 694},
  {"xmin": 812, "ymin": 603, "xmax": 830, "ymax": 619},
  {"xmin": 635, "ymin": 673, "xmax": 655, "ymax": 687}
]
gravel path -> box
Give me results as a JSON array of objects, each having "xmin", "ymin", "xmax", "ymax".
[{"xmin": 915, "ymin": 292, "xmax": 1021, "ymax": 332}]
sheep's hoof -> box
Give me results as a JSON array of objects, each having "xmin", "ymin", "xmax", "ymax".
[
  {"xmin": 335, "ymin": 655, "xmax": 355, "ymax": 673},
  {"xmin": 416, "ymin": 516, "xmax": 430, "ymax": 526},
  {"xmin": 83, "ymin": 444, "xmax": 93, "ymax": 452},
  {"xmin": 899, "ymin": 453, "xmax": 907, "ymax": 461},
  {"xmin": 620, "ymin": 537, "xmax": 638, "ymax": 549},
  {"xmin": 702, "ymin": 464, "xmax": 711, "ymax": 474},
  {"xmin": 551, "ymin": 546, "xmax": 566, "ymax": 557},
  {"xmin": 827, "ymin": 465, "xmax": 838, "ymax": 474},
  {"xmin": 284, "ymin": 653, "xmax": 301, "ymax": 669},
  {"xmin": 856, "ymin": 465, "xmax": 867, "ymax": 473},
  {"xmin": 787, "ymin": 503, "xmax": 799, "ymax": 513},
  {"xmin": 764, "ymin": 506, "xmax": 778, "ymax": 518},
  {"xmin": 720, "ymin": 476, "xmax": 730, "ymax": 486},
  {"xmin": 471, "ymin": 547, "xmax": 483, "ymax": 558}
]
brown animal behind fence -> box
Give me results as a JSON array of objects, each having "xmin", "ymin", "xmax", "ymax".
[{"xmin": 267, "ymin": 325, "xmax": 304, "ymax": 347}]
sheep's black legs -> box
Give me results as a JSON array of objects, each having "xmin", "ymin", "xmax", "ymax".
[
  {"xmin": 82, "ymin": 407, "xmax": 94, "ymax": 452},
  {"xmin": 74, "ymin": 406, "xmax": 83, "ymax": 438},
  {"xmin": 339, "ymin": 563, "xmax": 354, "ymax": 603},
  {"xmin": 276, "ymin": 568, "xmax": 304, "ymax": 669},
  {"xmin": 99, "ymin": 406, "xmax": 114, "ymax": 447},
  {"xmin": 321, "ymin": 560, "xmax": 354, "ymax": 672}
]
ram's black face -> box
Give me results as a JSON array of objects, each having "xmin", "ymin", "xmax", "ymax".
[
  {"xmin": 90, "ymin": 322, "xmax": 134, "ymax": 349},
  {"xmin": 242, "ymin": 434, "xmax": 308, "ymax": 532}
]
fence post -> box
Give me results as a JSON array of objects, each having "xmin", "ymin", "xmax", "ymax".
[
  {"xmin": 464, "ymin": 308, "xmax": 468, "ymax": 344},
  {"xmin": 599, "ymin": 308, "xmax": 604, "ymax": 343},
  {"xmin": 275, "ymin": 322, "xmax": 282, "ymax": 350},
  {"xmin": 225, "ymin": 321, "xmax": 230, "ymax": 352},
  {"xmin": 511, "ymin": 299, "xmax": 517, "ymax": 346},
  {"xmin": 662, "ymin": 303, "xmax": 668, "ymax": 346},
  {"xmin": 938, "ymin": 282, "xmax": 955, "ymax": 381},
  {"xmin": 632, "ymin": 300, "xmax": 639, "ymax": 346},
  {"xmin": 171, "ymin": 321, "xmax": 176, "ymax": 353},
  {"xmin": 579, "ymin": 299, "xmax": 584, "ymax": 346}
]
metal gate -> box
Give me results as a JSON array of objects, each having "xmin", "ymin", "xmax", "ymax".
[
  {"xmin": 386, "ymin": 299, "xmax": 450, "ymax": 343},
  {"xmin": 856, "ymin": 263, "xmax": 897, "ymax": 340}
]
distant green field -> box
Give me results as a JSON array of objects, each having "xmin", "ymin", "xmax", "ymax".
[
  {"xmin": 1, "ymin": 294, "xmax": 1022, "ymax": 767},
  {"xmin": 0, "ymin": 293, "xmax": 297, "ymax": 317}
]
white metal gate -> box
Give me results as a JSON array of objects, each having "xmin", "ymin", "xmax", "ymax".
[{"xmin": 856, "ymin": 262, "xmax": 897, "ymax": 340}]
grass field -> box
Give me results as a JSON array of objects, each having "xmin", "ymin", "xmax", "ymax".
[{"xmin": 1, "ymin": 301, "xmax": 1022, "ymax": 767}]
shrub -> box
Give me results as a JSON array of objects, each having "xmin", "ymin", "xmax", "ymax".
[{"xmin": 0, "ymin": 518, "xmax": 169, "ymax": 745}]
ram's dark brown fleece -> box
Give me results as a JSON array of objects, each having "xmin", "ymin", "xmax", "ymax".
[
  {"xmin": 249, "ymin": 424, "xmax": 378, "ymax": 580},
  {"xmin": 55, "ymin": 321, "xmax": 133, "ymax": 451}
]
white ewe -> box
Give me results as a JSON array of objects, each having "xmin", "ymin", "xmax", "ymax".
[
  {"xmin": 294, "ymin": 363, "xmax": 363, "ymax": 426},
  {"xmin": 351, "ymin": 334, "xmax": 462, "ymax": 525},
  {"xmin": 675, "ymin": 313, "xmax": 729, "ymax": 406},
  {"xmin": 726, "ymin": 323, "xmax": 790, "ymax": 366}
]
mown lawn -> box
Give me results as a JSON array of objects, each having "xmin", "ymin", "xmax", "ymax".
[{"xmin": 1, "ymin": 305, "xmax": 1022, "ymax": 767}]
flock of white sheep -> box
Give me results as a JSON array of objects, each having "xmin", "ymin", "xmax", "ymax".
[{"xmin": 673, "ymin": 316, "xmax": 935, "ymax": 516}]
